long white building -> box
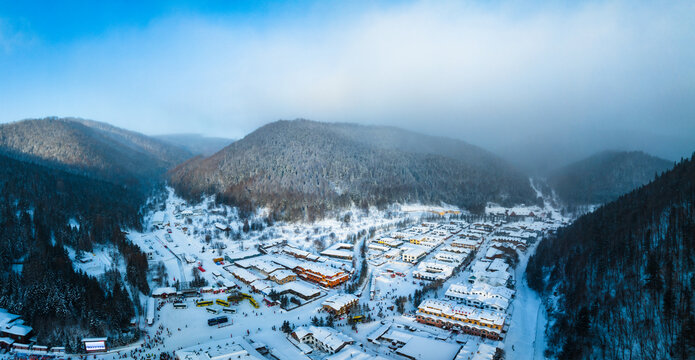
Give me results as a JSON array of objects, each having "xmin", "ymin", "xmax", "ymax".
[{"xmin": 445, "ymin": 283, "xmax": 514, "ymax": 312}]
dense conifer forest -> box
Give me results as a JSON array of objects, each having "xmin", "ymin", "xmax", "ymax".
[
  {"xmin": 527, "ymin": 153, "xmax": 695, "ymax": 359},
  {"xmin": 0, "ymin": 152, "xmax": 151, "ymax": 349}
]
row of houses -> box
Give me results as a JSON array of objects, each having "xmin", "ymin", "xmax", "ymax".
[
  {"xmin": 282, "ymin": 246, "xmax": 323, "ymax": 262},
  {"xmin": 227, "ymin": 253, "xmax": 351, "ymax": 301},
  {"xmin": 451, "ymin": 238, "xmax": 482, "ymax": 250},
  {"xmin": 439, "ymin": 245, "xmax": 472, "ymax": 255},
  {"xmin": 412, "ymin": 220, "xmax": 515, "ymax": 342},
  {"xmin": 435, "ymin": 251, "xmax": 467, "ymax": 263},
  {"xmin": 369, "ymin": 221, "xmax": 471, "ymax": 265},
  {"xmin": 224, "ymin": 264, "xmax": 321, "ymax": 301},
  {"xmin": 413, "ymin": 246, "xmax": 473, "ymax": 282},
  {"xmin": 410, "ymin": 229, "xmax": 477, "ymax": 281},
  {"xmin": 407, "ymin": 234, "xmax": 449, "ymax": 247},
  {"xmin": 445, "ymin": 282, "xmax": 515, "ymax": 312},
  {"xmin": 490, "ymin": 221, "xmax": 563, "ymax": 251},
  {"xmin": 374, "ymin": 237, "xmax": 403, "ymax": 248},
  {"xmin": 489, "ymin": 236, "xmax": 528, "ymax": 251},
  {"xmin": 290, "ymin": 261, "xmax": 351, "ymax": 288},
  {"xmin": 234, "ymin": 257, "xmax": 296, "ymax": 284},
  {"xmin": 366, "ymin": 323, "xmax": 466, "ymax": 360},
  {"xmin": 416, "ymin": 299, "xmax": 506, "ymax": 341}
]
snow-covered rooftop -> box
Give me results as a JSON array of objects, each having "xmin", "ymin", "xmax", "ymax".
[
  {"xmin": 229, "ymin": 266, "xmax": 264, "ymax": 283},
  {"xmin": 174, "ymin": 338, "xmax": 263, "ymax": 360},
  {"xmin": 275, "ymin": 281, "xmax": 320, "ymax": 298},
  {"xmin": 227, "ymin": 248, "xmax": 261, "ymax": 261},
  {"xmin": 322, "ymin": 294, "xmax": 358, "ymax": 312},
  {"xmin": 446, "ymin": 282, "xmax": 514, "ymax": 301},
  {"xmin": 3, "ymin": 324, "xmax": 32, "ymax": 336},
  {"xmin": 418, "ymin": 299, "xmax": 506, "ymax": 327},
  {"xmin": 0, "ymin": 309, "xmax": 21, "ymax": 329},
  {"xmin": 455, "ymin": 342, "xmax": 497, "ymax": 360},
  {"xmin": 487, "ymin": 258, "xmax": 509, "ymax": 273},
  {"xmin": 152, "ymin": 287, "xmax": 177, "ymax": 296},
  {"xmin": 326, "ymin": 346, "xmax": 389, "ymax": 360},
  {"xmin": 294, "ymin": 326, "xmax": 354, "ymax": 352},
  {"xmin": 396, "ymin": 335, "xmax": 461, "ymax": 360},
  {"xmin": 270, "ymin": 269, "xmax": 295, "ymax": 281},
  {"xmin": 320, "ymin": 249, "xmax": 353, "ymax": 259}
]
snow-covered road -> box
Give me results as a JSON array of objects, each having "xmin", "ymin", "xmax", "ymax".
[{"xmin": 504, "ymin": 239, "xmax": 547, "ymax": 359}]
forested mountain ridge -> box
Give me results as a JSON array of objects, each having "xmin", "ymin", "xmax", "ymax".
[
  {"xmin": 527, "ymin": 153, "xmax": 695, "ymax": 359},
  {"xmin": 168, "ymin": 119, "xmax": 538, "ymax": 220},
  {"xmin": 0, "ymin": 117, "xmax": 192, "ymax": 187},
  {"xmin": 72, "ymin": 118, "xmax": 193, "ymax": 166},
  {"xmin": 0, "ymin": 151, "xmax": 151, "ymax": 349},
  {"xmin": 547, "ymin": 150, "xmax": 673, "ymax": 206}
]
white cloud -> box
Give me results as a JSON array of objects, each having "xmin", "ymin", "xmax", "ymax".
[{"xmin": 1, "ymin": 0, "xmax": 694, "ymax": 167}]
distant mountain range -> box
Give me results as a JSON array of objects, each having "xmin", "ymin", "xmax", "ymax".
[
  {"xmin": 528, "ymin": 153, "xmax": 695, "ymax": 359},
  {"xmin": 547, "ymin": 150, "xmax": 673, "ymax": 206},
  {"xmin": 0, "ymin": 117, "xmax": 192, "ymax": 187},
  {"xmin": 0, "ymin": 118, "xmax": 677, "ymax": 215},
  {"xmin": 154, "ymin": 133, "xmax": 234, "ymax": 156},
  {"xmin": 168, "ymin": 119, "xmax": 538, "ymax": 219}
]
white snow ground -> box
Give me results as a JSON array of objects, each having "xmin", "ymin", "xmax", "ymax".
[{"xmin": 503, "ymin": 239, "xmax": 547, "ymax": 359}]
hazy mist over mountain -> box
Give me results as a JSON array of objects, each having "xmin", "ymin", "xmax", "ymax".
[
  {"xmin": 1, "ymin": 0, "xmax": 693, "ymax": 171},
  {"xmin": 154, "ymin": 133, "xmax": 234, "ymax": 156}
]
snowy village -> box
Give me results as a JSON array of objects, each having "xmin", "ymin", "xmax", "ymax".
[
  {"xmin": 1, "ymin": 1, "xmax": 690, "ymax": 359},
  {"xmin": 0, "ymin": 186, "xmax": 568, "ymax": 360}
]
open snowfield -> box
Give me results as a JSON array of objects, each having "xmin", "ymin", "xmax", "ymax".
[{"xmin": 64, "ymin": 245, "xmax": 121, "ymax": 278}]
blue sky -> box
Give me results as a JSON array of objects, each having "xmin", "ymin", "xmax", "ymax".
[
  {"xmin": 0, "ymin": 1, "xmax": 394, "ymax": 43},
  {"xmin": 1, "ymin": 0, "xmax": 693, "ymax": 169}
]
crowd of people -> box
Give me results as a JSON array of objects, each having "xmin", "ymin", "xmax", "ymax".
[{"xmin": 113, "ymin": 324, "xmax": 174, "ymax": 360}]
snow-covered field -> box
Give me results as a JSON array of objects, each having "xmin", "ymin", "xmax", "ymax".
[{"xmin": 64, "ymin": 245, "xmax": 120, "ymax": 278}]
